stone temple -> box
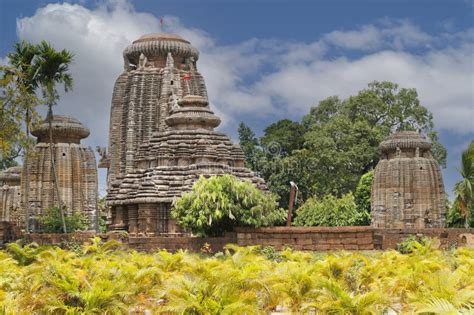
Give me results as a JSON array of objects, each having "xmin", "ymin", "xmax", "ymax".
[
  {"xmin": 0, "ymin": 166, "xmax": 22, "ymax": 226},
  {"xmin": 22, "ymin": 115, "xmax": 98, "ymax": 230},
  {"xmin": 371, "ymin": 131, "xmax": 445, "ymax": 228},
  {"xmin": 103, "ymin": 33, "xmax": 263, "ymax": 234}
]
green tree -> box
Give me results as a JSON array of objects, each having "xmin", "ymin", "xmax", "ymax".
[
  {"xmin": 260, "ymin": 119, "xmax": 305, "ymax": 157},
  {"xmin": 343, "ymin": 81, "xmax": 446, "ymax": 166},
  {"xmin": 237, "ymin": 122, "xmax": 262, "ymax": 170},
  {"xmin": 4, "ymin": 41, "xmax": 43, "ymax": 231},
  {"xmin": 303, "ymin": 115, "xmax": 382, "ymax": 197},
  {"xmin": 34, "ymin": 41, "xmax": 74, "ymax": 233},
  {"xmin": 237, "ymin": 81, "xmax": 446, "ymax": 211},
  {"xmin": 291, "ymin": 81, "xmax": 445, "ymax": 202},
  {"xmin": 451, "ymin": 141, "xmax": 474, "ymax": 228},
  {"xmin": 38, "ymin": 206, "xmax": 88, "ymax": 233},
  {"xmin": 4, "ymin": 41, "xmax": 73, "ymax": 232},
  {"xmin": 0, "ymin": 62, "xmax": 40, "ymax": 171},
  {"xmin": 171, "ymin": 175, "xmax": 286, "ymax": 236}
]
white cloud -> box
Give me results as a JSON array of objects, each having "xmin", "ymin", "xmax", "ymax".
[
  {"xmin": 324, "ymin": 25, "xmax": 383, "ymax": 50},
  {"xmin": 253, "ymin": 46, "xmax": 474, "ymax": 133},
  {"xmin": 323, "ymin": 20, "xmax": 432, "ymax": 51}
]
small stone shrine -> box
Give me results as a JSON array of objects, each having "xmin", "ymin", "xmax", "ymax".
[
  {"xmin": 0, "ymin": 166, "xmax": 22, "ymax": 226},
  {"xmin": 22, "ymin": 115, "xmax": 98, "ymax": 230},
  {"xmin": 103, "ymin": 33, "xmax": 264, "ymax": 234},
  {"xmin": 371, "ymin": 131, "xmax": 446, "ymax": 228}
]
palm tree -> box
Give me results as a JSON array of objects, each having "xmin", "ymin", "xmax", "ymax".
[
  {"xmin": 33, "ymin": 41, "xmax": 74, "ymax": 233},
  {"xmin": 7, "ymin": 41, "xmax": 40, "ymax": 233},
  {"xmin": 454, "ymin": 141, "xmax": 474, "ymax": 228}
]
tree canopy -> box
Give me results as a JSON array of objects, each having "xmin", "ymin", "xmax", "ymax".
[
  {"xmin": 1, "ymin": 40, "xmax": 74, "ymax": 171},
  {"xmin": 238, "ymin": 81, "xmax": 447, "ymax": 217}
]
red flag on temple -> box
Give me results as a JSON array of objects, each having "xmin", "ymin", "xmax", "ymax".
[
  {"xmin": 160, "ymin": 17, "xmax": 164, "ymax": 31},
  {"xmin": 183, "ymin": 73, "xmax": 191, "ymax": 80}
]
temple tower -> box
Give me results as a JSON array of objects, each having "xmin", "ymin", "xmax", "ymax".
[
  {"xmin": 371, "ymin": 131, "xmax": 446, "ymax": 228},
  {"xmin": 105, "ymin": 33, "xmax": 264, "ymax": 235},
  {"xmin": 0, "ymin": 166, "xmax": 22, "ymax": 226},
  {"xmin": 102, "ymin": 33, "xmax": 207, "ymax": 183},
  {"xmin": 22, "ymin": 115, "xmax": 98, "ymax": 230}
]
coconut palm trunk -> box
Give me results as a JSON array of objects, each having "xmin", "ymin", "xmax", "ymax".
[
  {"xmin": 24, "ymin": 108, "xmax": 30, "ymax": 232},
  {"xmin": 47, "ymin": 104, "xmax": 67, "ymax": 233}
]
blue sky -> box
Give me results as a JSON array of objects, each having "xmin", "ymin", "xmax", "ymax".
[{"xmin": 1, "ymin": 0, "xmax": 473, "ymax": 197}]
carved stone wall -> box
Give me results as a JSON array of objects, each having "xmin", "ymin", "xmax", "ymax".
[
  {"xmin": 105, "ymin": 33, "xmax": 264, "ymax": 235},
  {"xmin": 22, "ymin": 115, "xmax": 98, "ymax": 230},
  {"xmin": 371, "ymin": 131, "xmax": 445, "ymax": 228},
  {"xmin": 0, "ymin": 167, "xmax": 22, "ymax": 226}
]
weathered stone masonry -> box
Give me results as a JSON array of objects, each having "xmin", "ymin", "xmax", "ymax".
[
  {"xmin": 21, "ymin": 115, "xmax": 98, "ymax": 230},
  {"xmin": 103, "ymin": 33, "xmax": 263, "ymax": 235},
  {"xmin": 0, "ymin": 167, "xmax": 22, "ymax": 226},
  {"xmin": 371, "ymin": 131, "xmax": 445, "ymax": 229}
]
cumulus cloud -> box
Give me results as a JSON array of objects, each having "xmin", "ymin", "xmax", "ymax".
[
  {"xmin": 9, "ymin": 0, "xmax": 474, "ymax": 192},
  {"xmin": 323, "ymin": 20, "xmax": 432, "ymax": 51}
]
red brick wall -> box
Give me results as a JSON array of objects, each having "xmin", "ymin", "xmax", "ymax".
[
  {"xmin": 234, "ymin": 226, "xmax": 374, "ymax": 250},
  {"xmin": 8, "ymin": 227, "xmax": 474, "ymax": 252},
  {"xmin": 123, "ymin": 234, "xmax": 236, "ymax": 252},
  {"xmin": 24, "ymin": 231, "xmax": 100, "ymax": 245},
  {"xmin": 373, "ymin": 228, "xmax": 473, "ymax": 249},
  {"xmin": 0, "ymin": 221, "xmax": 21, "ymax": 245}
]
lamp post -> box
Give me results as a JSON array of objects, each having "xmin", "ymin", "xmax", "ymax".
[{"xmin": 287, "ymin": 181, "xmax": 298, "ymax": 226}]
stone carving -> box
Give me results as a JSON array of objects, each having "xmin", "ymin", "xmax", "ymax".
[
  {"xmin": 138, "ymin": 53, "xmax": 148, "ymax": 70},
  {"xmin": 21, "ymin": 115, "xmax": 98, "ymax": 230},
  {"xmin": 371, "ymin": 131, "xmax": 445, "ymax": 228},
  {"xmin": 105, "ymin": 33, "xmax": 264, "ymax": 235},
  {"xmin": 169, "ymin": 92, "xmax": 180, "ymax": 112},
  {"xmin": 0, "ymin": 167, "xmax": 22, "ymax": 226},
  {"xmin": 96, "ymin": 146, "xmax": 109, "ymax": 168}
]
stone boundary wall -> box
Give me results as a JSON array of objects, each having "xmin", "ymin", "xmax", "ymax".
[
  {"xmin": 372, "ymin": 228, "xmax": 473, "ymax": 250},
  {"xmin": 124, "ymin": 234, "xmax": 236, "ymax": 252},
  {"xmin": 0, "ymin": 221, "xmax": 21, "ymax": 245},
  {"xmin": 3, "ymin": 225, "xmax": 474, "ymax": 252},
  {"xmin": 23, "ymin": 231, "xmax": 100, "ymax": 246},
  {"xmin": 234, "ymin": 226, "xmax": 374, "ymax": 251}
]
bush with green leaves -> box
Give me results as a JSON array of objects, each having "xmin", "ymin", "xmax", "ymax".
[
  {"xmin": 1, "ymin": 240, "xmax": 473, "ymax": 313},
  {"xmin": 171, "ymin": 175, "xmax": 286, "ymax": 236},
  {"xmin": 38, "ymin": 206, "xmax": 89, "ymax": 233},
  {"xmin": 293, "ymin": 193, "xmax": 369, "ymax": 227},
  {"xmin": 397, "ymin": 235, "xmax": 431, "ymax": 254},
  {"xmin": 354, "ymin": 170, "xmax": 373, "ymax": 225}
]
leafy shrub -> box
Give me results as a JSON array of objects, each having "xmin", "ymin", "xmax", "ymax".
[
  {"xmin": 6, "ymin": 241, "xmax": 46, "ymax": 266},
  {"xmin": 293, "ymin": 193, "xmax": 369, "ymax": 226},
  {"xmin": 354, "ymin": 170, "xmax": 373, "ymax": 225},
  {"xmin": 446, "ymin": 199, "xmax": 474, "ymax": 228},
  {"xmin": 397, "ymin": 235, "xmax": 431, "ymax": 254},
  {"xmin": 0, "ymin": 240, "xmax": 473, "ymax": 313},
  {"xmin": 38, "ymin": 206, "xmax": 89, "ymax": 233},
  {"xmin": 171, "ymin": 175, "xmax": 286, "ymax": 236},
  {"xmin": 258, "ymin": 246, "xmax": 284, "ymax": 262}
]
